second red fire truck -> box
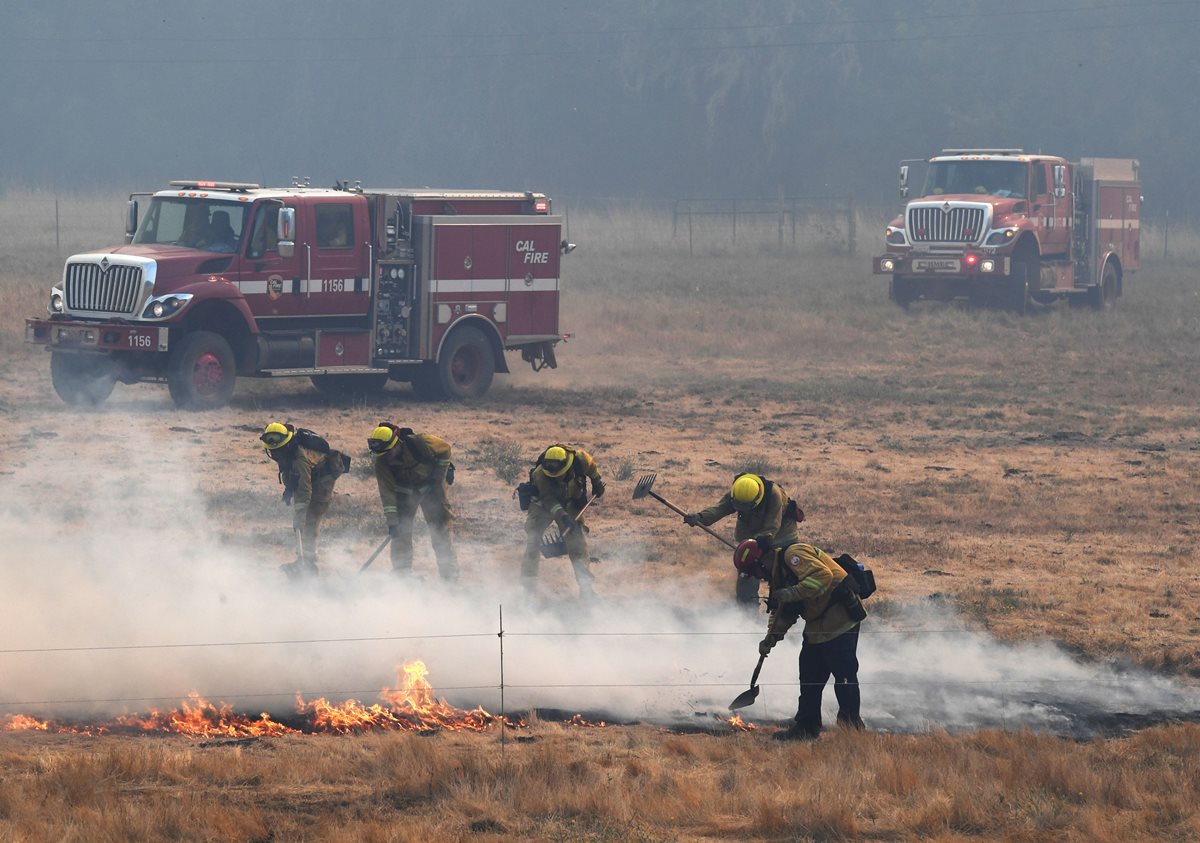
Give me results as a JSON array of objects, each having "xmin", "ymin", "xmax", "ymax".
[
  {"xmin": 872, "ymin": 150, "xmax": 1140, "ymax": 312},
  {"xmin": 26, "ymin": 179, "xmax": 572, "ymax": 408}
]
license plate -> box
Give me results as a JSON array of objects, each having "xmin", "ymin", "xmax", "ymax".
[{"xmin": 913, "ymin": 258, "xmax": 961, "ymax": 273}]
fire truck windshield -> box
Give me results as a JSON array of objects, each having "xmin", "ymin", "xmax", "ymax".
[
  {"xmin": 133, "ymin": 197, "xmax": 248, "ymax": 253},
  {"xmin": 923, "ymin": 160, "xmax": 1029, "ymax": 199}
]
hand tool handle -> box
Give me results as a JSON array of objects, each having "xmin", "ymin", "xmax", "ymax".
[
  {"xmin": 359, "ymin": 535, "xmax": 393, "ymax": 573},
  {"xmin": 650, "ymin": 490, "xmax": 737, "ymax": 549}
]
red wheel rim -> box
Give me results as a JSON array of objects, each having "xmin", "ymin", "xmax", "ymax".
[
  {"xmin": 450, "ymin": 346, "xmax": 480, "ymax": 387},
  {"xmin": 192, "ymin": 351, "xmax": 224, "ymax": 395}
]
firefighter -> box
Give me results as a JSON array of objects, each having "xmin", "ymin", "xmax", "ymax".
[
  {"xmin": 735, "ymin": 538, "xmax": 866, "ymax": 741},
  {"xmin": 368, "ymin": 423, "xmax": 459, "ymax": 581},
  {"xmin": 518, "ymin": 445, "xmax": 605, "ymax": 598},
  {"xmin": 684, "ymin": 473, "xmax": 802, "ymax": 604},
  {"xmin": 260, "ymin": 421, "xmax": 350, "ymax": 577}
]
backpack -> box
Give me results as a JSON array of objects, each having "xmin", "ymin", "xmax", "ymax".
[{"xmin": 833, "ymin": 553, "xmax": 876, "ymax": 600}]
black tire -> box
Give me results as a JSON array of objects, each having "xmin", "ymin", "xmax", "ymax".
[
  {"xmin": 167, "ymin": 330, "xmax": 237, "ymax": 409},
  {"xmin": 432, "ymin": 325, "xmax": 496, "ymax": 400},
  {"xmin": 310, "ymin": 373, "xmax": 389, "ymax": 399},
  {"xmin": 1006, "ymin": 263, "xmax": 1030, "ymax": 315},
  {"xmin": 50, "ymin": 352, "xmax": 116, "ymax": 406},
  {"xmin": 1088, "ymin": 262, "xmax": 1119, "ymax": 310},
  {"xmin": 888, "ymin": 276, "xmax": 918, "ymax": 308}
]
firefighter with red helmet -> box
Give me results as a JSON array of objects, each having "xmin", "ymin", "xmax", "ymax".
[
  {"xmin": 368, "ymin": 423, "xmax": 458, "ymax": 581},
  {"xmin": 260, "ymin": 422, "xmax": 350, "ymax": 577},
  {"xmin": 735, "ymin": 538, "xmax": 866, "ymax": 741},
  {"xmin": 685, "ymin": 473, "xmax": 803, "ymax": 604},
  {"xmin": 518, "ymin": 445, "xmax": 605, "ymax": 598}
]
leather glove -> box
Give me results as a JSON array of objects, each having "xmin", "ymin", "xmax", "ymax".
[
  {"xmin": 556, "ymin": 512, "xmax": 575, "ymax": 531},
  {"xmin": 754, "ymin": 533, "xmax": 773, "ymax": 551},
  {"xmin": 282, "ymin": 488, "xmax": 294, "ymax": 506},
  {"xmin": 591, "ymin": 478, "xmax": 605, "ymax": 498},
  {"xmin": 683, "ymin": 513, "xmax": 701, "ymax": 527},
  {"xmin": 759, "ymin": 634, "xmax": 780, "ymax": 657},
  {"xmin": 445, "ymin": 464, "xmax": 456, "ymax": 486}
]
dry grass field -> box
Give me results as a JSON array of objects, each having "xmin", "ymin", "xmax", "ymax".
[{"xmin": 2, "ymin": 192, "xmax": 1200, "ymax": 840}]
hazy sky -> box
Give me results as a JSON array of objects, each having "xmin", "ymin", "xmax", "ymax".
[{"xmin": 2, "ymin": 1, "xmax": 1197, "ymax": 213}]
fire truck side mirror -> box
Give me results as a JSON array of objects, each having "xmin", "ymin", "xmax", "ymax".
[
  {"xmin": 278, "ymin": 207, "xmax": 296, "ymax": 258},
  {"xmin": 125, "ymin": 200, "xmax": 138, "ymax": 243},
  {"xmin": 899, "ymin": 164, "xmax": 909, "ymax": 198},
  {"xmin": 1053, "ymin": 165, "xmax": 1066, "ymax": 199}
]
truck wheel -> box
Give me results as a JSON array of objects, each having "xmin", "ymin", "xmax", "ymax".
[
  {"xmin": 167, "ymin": 330, "xmax": 237, "ymax": 409},
  {"xmin": 50, "ymin": 352, "xmax": 116, "ymax": 406},
  {"xmin": 1006, "ymin": 264, "xmax": 1030, "ymax": 315},
  {"xmin": 435, "ymin": 325, "xmax": 495, "ymax": 400},
  {"xmin": 311, "ymin": 373, "xmax": 389, "ymax": 399},
  {"xmin": 889, "ymin": 276, "xmax": 918, "ymax": 308},
  {"xmin": 1088, "ymin": 263, "xmax": 1119, "ymax": 310}
]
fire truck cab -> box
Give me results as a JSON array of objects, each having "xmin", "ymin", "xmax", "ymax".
[
  {"xmin": 26, "ymin": 180, "xmax": 572, "ymax": 408},
  {"xmin": 872, "ymin": 150, "xmax": 1140, "ymax": 312}
]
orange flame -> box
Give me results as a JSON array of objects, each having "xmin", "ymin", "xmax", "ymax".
[
  {"xmin": 566, "ymin": 713, "xmax": 607, "ymax": 728},
  {"xmin": 724, "ymin": 714, "xmax": 758, "ymax": 732},
  {"xmin": 4, "ymin": 714, "xmax": 49, "ymax": 731}
]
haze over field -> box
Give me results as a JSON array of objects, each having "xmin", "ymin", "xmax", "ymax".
[{"xmin": 2, "ymin": 0, "xmax": 1198, "ymax": 215}]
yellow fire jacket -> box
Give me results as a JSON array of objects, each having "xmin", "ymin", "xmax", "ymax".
[
  {"xmin": 270, "ymin": 444, "xmax": 343, "ymax": 530},
  {"xmin": 374, "ymin": 433, "xmax": 453, "ymax": 525},
  {"xmin": 529, "ymin": 447, "xmax": 602, "ymax": 520},
  {"xmin": 766, "ymin": 543, "xmax": 862, "ymax": 644},
  {"xmin": 695, "ymin": 479, "xmax": 799, "ymax": 544}
]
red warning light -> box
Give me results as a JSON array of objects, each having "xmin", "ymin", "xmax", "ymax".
[{"xmin": 965, "ymin": 253, "xmax": 979, "ymax": 266}]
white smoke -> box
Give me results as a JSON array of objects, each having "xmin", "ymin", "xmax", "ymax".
[{"xmin": 2, "ymin": 419, "xmax": 1196, "ymax": 737}]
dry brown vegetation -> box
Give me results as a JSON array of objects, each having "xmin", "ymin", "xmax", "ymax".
[{"xmin": 2, "ymin": 192, "xmax": 1200, "ymax": 839}]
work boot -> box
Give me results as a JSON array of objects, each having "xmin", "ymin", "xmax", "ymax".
[
  {"xmin": 773, "ymin": 719, "xmax": 821, "ymax": 742},
  {"xmin": 836, "ymin": 713, "xmax": 866, "ymax": 731}
]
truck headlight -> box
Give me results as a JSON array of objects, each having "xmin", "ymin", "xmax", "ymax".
[
  {"xmin": 49, "ymin": 292, "xmax": 64, "ymax": 313},
  {"xmin": 985, "ymin": 228, "xmax": 1017, "ymax": 246},
  {"xmin": 881, "ymin": 258, "xmax": 896, "ymax": 272},
  {"xmin": 885, "ymin": 226, "xmax": 907, "ymax": 246},
  {"xmin": 141, "ymin": 294, "xmax": 193, "ymax": 320}
]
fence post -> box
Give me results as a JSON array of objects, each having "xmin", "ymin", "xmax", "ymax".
[
  {"xmin": 847, "ymin": 195, "xmax": 857, "ymax": 256},
  {"xmin": 498, "ymin": 604, "xmax": 506, "ymax": 755},
  {"xmin": 777, "ymin": 187, "xmax": 784, "ymax": 251}
]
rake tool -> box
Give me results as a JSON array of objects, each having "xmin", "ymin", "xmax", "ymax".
[
  {"xmin": 632, "ymin": 474, "xmax": 737, "ymax": 550},
  {"xmin": 539, "ymin": 496, "xmax": 596, "ymax": 558},
  {"xmin": 729, "ymin": 654, "xmax": 766, "ymax": 711}
]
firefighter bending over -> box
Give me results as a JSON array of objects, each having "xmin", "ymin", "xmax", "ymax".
[
  {"xmin": 685, "ymin": 473, "xmax": 803, "ymax": 604},
  {"xmin": 369, "ymin": 423, "xmax": 459, "ymax": 581},
  {"xmin": 260, "ymin": 422, "xmax": 350, "ymax": 577},
  {"xmin": 518, "ymin": 445, "xmax": 605, "ymax": 598},
  {"xmin": 736, "ymin": 538, "xmax": 866, "ymax": 741}
]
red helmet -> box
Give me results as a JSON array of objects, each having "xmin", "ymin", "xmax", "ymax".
[{"xmin": 733, "ymin": 538, "xmax": 766, "ymax": 576}]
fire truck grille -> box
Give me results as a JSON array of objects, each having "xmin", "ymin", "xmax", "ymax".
[
  {"xmin": 64, "ymin": 263, "xmax": 144, "ymax": 315},
  {"xmin": 907, "ymin": 206, "xmax": 986, "ymax": 243}
]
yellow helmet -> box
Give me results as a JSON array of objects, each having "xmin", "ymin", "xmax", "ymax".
[
  {"xmin": 542, "ymin": 445, "xmax": 574, "ymax": 478},
  {"xmin": 730, "ymin": 474, "xmax": 765, "ymax": 511},
  {"xmin": 368, "ymin": 424, "xmax": 400, "ymax": 454},
  {"xmin": 260, "ymin": 422, "xmax": 294, "ymax": 450}
]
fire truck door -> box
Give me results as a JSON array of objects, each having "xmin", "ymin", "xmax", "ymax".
[
  {"xmin": 239, "ymin": 202, "xmax": 307, "ymax": 319},
  {"xmin": 1032, "ymin": 162, "xmax": 1069, "ymax": 258},
  {"xmin": 304, "ymin": 200, "xmax": 371, "ymax": 316},
  {"xmin": 430, "ymin": 223, "xmax": 508, "ymax": 351},
  {"xmin": 506, "ymin": 222, "xmax": 560, "ymax": 337}
]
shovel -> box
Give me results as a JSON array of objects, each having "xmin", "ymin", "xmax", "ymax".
[
  {"xmin": 729, "ymin": 653, "xmax": 766, "ymax": 711},
  {"xmin": 632, "ymin": 474, "xmax": 737, "ymax": 550},
  {"xmin": 540, "ymin": 496, "xmax": 596, "ymax": 558},
  {"xmin": 358, "ymin": 535, "xmax": 393, "ymax": 573}
]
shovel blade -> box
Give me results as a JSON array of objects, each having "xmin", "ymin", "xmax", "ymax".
[
  {"xmin": 728, "ymin": 685, "xmax": 760, "ymax": 711},
  {"xmin": 632, "ymin": 473, "xmax": 657, "ymax": 500}
]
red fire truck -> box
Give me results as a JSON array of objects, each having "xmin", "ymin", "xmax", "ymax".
[
  {"xmin": 872, "ymin": 150, "xmax": 1140, "ymax": 312},
  {"xmin": 25, "ymin": 180, "xmax": 572, "ymax": 408}
]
